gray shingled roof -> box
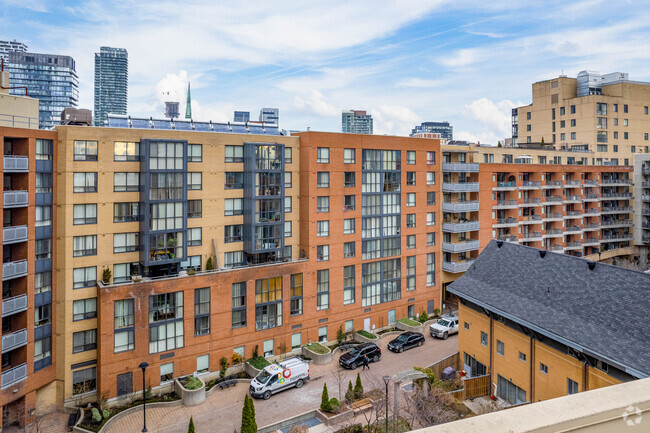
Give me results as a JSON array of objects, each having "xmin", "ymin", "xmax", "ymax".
[{"xmin": 447, "ymin": 240, "xmax": 650, "ymax": 378}]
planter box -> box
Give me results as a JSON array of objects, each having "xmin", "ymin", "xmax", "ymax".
[
  {"xmin": 302, "ymin": 344, "xmax": 332, "ymax": 365},
  {"xmin": 245, "ymin": 361, "xmax": 266, "ymax": 378},
  {"xmin": 395, "ymin": 320, "xmax": 424, "ymax": 333},
  {"xmin": 174, "ymin": 376, "xmax": 205, "ymax": 407},
  {"xmin": 354, "ymin": 331, "xmax": 379, "ymax": 344}
]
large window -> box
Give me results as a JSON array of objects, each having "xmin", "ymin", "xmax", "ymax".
[
  {"xmin": 150, "ymin": 202, "xmax": 183, "ymax": 230},
  {"xmin": 497, "ymin": 339, "xmax": 505, "ymax": 356},
  {"xmin": 225, "ymin": 145, "xmax": 244, "ymax": 163},
  {"xmin": 72, "ymin": 329, "xmax": 97, "ymax": 353},
  {"xmin": 344, "ymin": 265, "xmax": 355, "ymax": 305},
  {"xmin": 188, "ymin": 228, "xmax": 202, "ymax": 246},
  {"xmin": 73, "ymin": 140, "xmax": 98, "ymax": 161},
  {"xmin": 35, "ymin": 205, "xmax": 52, "ymax": 227},
  {"xmin": 255, "ymin": 277, "xmax": 283, "ymax": 330},
  {"xmin": 317, "ymin": 172, "xmax": 329, "ymax": 188},
  {"xmin": 406, "ymin": 256, "xmax": 416, "ymax": 291},
  {"xmin": 317, "ymin": 220, "xmax": 329, "ymax": 237},
  {"xmin": 344, "ymin": 241, "xmax": 355, "ymax": 258},
  {"xmin": 72, "ymin": 367, "xmax": 96, "ymax": 395},
  {"xmin": 317, "ymin": 196, "xmax": 329, "ymax": 212},
  {"xmin": 36, "ymin": 139, "xmax": 52, "ymax": 160},
  {"xmin": 317, "ymin": 245, "xmax": 329, "ymax": 261},
  {"xmin": 35, "ymin": 239, "xmax": 52, "ymax": 260},
  {"xmin": 73, "ymin": 204, "xmax": 97, "ymax": 225},
  {"xmin": 225, "ymin": 172, "xmax": 244, "ymax": 189},
  {"xmin": 113, "ymin": 262, "xmax": 140, "ymax": 283},
  {"xmin": 73, "ymin": 298, "xmax": 97, "ymax": 321},
  {"xmin": 149, "ymin": 232, "xmax": 184, "ymax": 262},
  {"xmin": 114, "ymin": 141, "xmax": 139, "ymax": 161},
  {"xmin": 427, "ymin": 253, "xmax": 435, "ymax": 287},
  {"xmin": 34, "ymin": 337, "xmax": 51, "ymax": 371},
  {"xmin": 113, "ymin": 233, "xmax": 139, "ymax": 253},
  {"xmin": 188, "ymin": 200, "xmax": 202, "ymax": 218},
  {"xmin": 149, "ymin": 292, "xmax": 184, "ymax": 354},
  {"xmin": 317, "ymin": 147, "xmax": 330, "ymax": 163},
  {"xmin": 194, "ymin": 288, "xmax": 210, "ymax": 336},
  {"xmin": 344, "ymin": 218, "xmax": 355, "ymax": 234},
  {"xmin": 34, "ymin": 304, "xmax": 51, "ymax": 327},
  {"xmin": 149, "ymin": 141, "xmax": 183, "ymax": 170},
  {"xmin": 427, "ymin": 151, "xmax": 436, "ymax": 165},
  {"xmin": 224, "ymin": 251, "xmax": 244, "ymax": 268},
  {"xmin": 73, "ymin": 267, "xmax": 96, "ymax": 289},
  {"xmin": 114, "ymin": 202, "xmax": 140, "ymax": 222},
  {"xmin": 73, "ymin": 173, "xmax": 97, "ymax": 193},
  {"xmin": 188, "ymin": 144, "xmax": 202, "ymax": 162},
  {"xmin": 290, "ymin": 273, "xmax": 303, "ymax": 316},
  {"xmin": 224, "ymin": 224, "xmax": 243, "ymax": 243},
  {"xmin": 317, "ymin": 269, "xmax": 329, "ymax": 310},
  {"xmin": 497, "ymin": 375, "xmax": 526, "ymax": 405},
  {"xmin": 160, "ymin": 363, "xmax": 174, "ymax": 383},
  {"xmin": 427, "ymin": 172, "xmax": 435, "ymax": 185},
  {"xmin": 344, "ymin": 172, "xmax": 355, "ymax": 187},
  {"xmin": 114, "ymin": 299, "xmax": 135, "ymax": 353},
  {"xmin": 35, "ymin": 173, "xmax": 52, "ymax": 193},
  {"xmin": 344, "ymin": 148, "xmax": 355, "ymax": 164},
  {"xmin": 232, "ymin": 282, "xmax": 246, "ymax": 328},
  {"xmin": 187, "ymin": 172, "xmax": 202, "ymax": 190},
  {"xmin": 225, "ymin": 198, "xmax": 243, "ymax": 216},
  {"xmin": 73, "ymin": 235, "xmax": 97, "ymax": 257},
  {"xmin": 114, "ymin": 172, "xmax": 140, "ymax": 192},
  {"xmin": 285, "ymin": 147, "xmax": 293, "ymax": 164},
  {"xmin": 35, "ymin": 271, "xmax": 52, "ymax": 294},
  {"xmin": 149, "ymin": 172, "xmax": 183, "ymax": 200}
]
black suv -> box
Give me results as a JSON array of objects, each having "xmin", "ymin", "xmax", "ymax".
[
  {"xmin": 338, "ymin": 343, "xmax": 381, "ymax": 369},
  {"xmin": 387, "ymin": 331, "xmax": 425, "ymax": 353}
]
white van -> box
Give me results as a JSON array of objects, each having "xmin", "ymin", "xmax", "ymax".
[{"xmin": 249, "ymin": 357, "xmax": 310, "ymax": 400}]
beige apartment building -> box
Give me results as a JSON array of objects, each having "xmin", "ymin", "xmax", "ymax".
[{"xmin": 512, "ymin": 70, "xmax": 650, "ymax": 165}]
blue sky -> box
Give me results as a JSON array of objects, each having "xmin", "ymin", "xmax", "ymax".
[{"xmin": 2, "ymin": 0, "xmax": 650, "ymax": 141}]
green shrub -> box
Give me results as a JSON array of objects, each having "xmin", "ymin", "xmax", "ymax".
[
  {"xmin": 252, "ymin": 344, "xmax": 259, "ymax": 358},
  {"xmin": 188, "ymin": 416, "xmax": 195, "ymax": 433},
  {"xmin": 182, "ymin": 376, "xmax": 202, "ymax": 390},
  {"xmin": 232, "ymin": 352, "xmax": 244, "ymax": 365},
  {"xmin": 328, "ymin": 397, "xmax": 341, "ymax": 414},
  {"xmin": 247, "ymin": 356, "xmax": 270, "ymax": 370},
  {"xmin": 91, "ymin": 407, "xmax": 102, "ymax": 423},
  {"xmin": 220, "ymin": 356, "xmax": 229, "ymax": 378},
  {"xmin": 345, "ymin": 380, "xmax": 355, "ymax": 403},
  {"xmin": 241, "ymin": 395, "xmax": 257, "ymax": 433},
  {"xmin": 320, "ymin": 383, "xmax": 330, "ymax": 411},
  {"xmin": 145, "ymin": 386, "xmax": 153, "ymax": 400},
  {"xmin": 102, "ymin": 409, "xmax": 110, "ymax": 420},
  {"xmin": 206, "ymin": 257, "xmax": 213, "ymax": 270},
  {"xmin": 356, "ymin": 330, "xmax": 376, "ymax": 339},
  {"xmin": 413, "ymin": 366, "xmax": 437, "ymax": 384},
  {"xmin": 303, "ymin": 342, "xmax": 329, "ymax": 354},
  {"xmin": 354, "ymin": 373, "xmax": 364, "ymax": 399},
  {"xmin": 334, "ymin": 424, "xmax": 363, "ymax": 433},
  {"xmin": 433, "ymin": 308, "xmax": 441, "ymax": 317},
  {"xmin": 102, "ymin": 267, "xmax": 112, "ymax": 284},
  {"xmin": 398, "ymin": 317, "xmax": 421, "ymax": 327},
  {"xmin": 419, "ymin": 311, "xmax": 429, "ymax": 323},
  {"xmin": 337, "ymin": 326, "xmax": 346, "ymax": 344}
]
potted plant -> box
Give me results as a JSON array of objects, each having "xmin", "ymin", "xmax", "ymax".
[{"xmin": 102, "ymin": 267, "xmax": 112, "ymax": 284}]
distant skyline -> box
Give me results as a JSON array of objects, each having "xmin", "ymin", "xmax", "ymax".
[{"xmin": 2, "ymin": 0, "xmax": 650, "ymax": 141}]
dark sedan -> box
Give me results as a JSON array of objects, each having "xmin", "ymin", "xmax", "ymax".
[
  {"xmin": 338, "ymin": 343, "xmax": 381, "ymax": 369},
  {"xmin": 387, "ymin": 331, "xmax": 425, "ymax": 353}
]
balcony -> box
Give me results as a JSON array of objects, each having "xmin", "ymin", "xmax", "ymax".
[
  {"xmin": 544, "ymin": 212, "xmax": 564, "ymax": 221},
  {"xmin": 2, "ymin": 260, "xmax": 28, "ymax": 281},
  {"xmin": 497, "ymin": 235, "xmax": 518, "ymax": 243},
  {"xmin": 565, "ymin": 226, "xmax": 583, "ymax": 233},
  {"xmin": 442, "ymin": 182, "xmax": 479, "ymax": 193},
  {"xmin": 520, "ymin": 197, "xmax": 542, "ymax": 207},
  {"xmin": 584, "ymin": 223, "xmax": 600, "ymax": 231},
  {"xmin": 442, "ymin": 260, "xmax": 475, "ymax": 273},
  {"xmin": 521, "ymin": 215, "xmax": 542, "ymax": 224},
  {"xmin": 442, "ymin": 240, "xmax": 480, "ymax": 253},
  {"xmin": 601, "ymin": 192, "xmax": 633, "ymax": 200},
  {"xmin": 543, "ymin": 196, "xmax": 563, "ymax": 204},
  {"xmin": 643, "ymin": 166, "xmax": 650, "ymax": 175},
  {"xmin": 2, "ymin": 294, "xmax": 27, "ymax": 317},
  {"xmin": 601, "ymin": 206, "xmax": 633, "ymax": 214},
  {"xmin": 565, "ymin": 195, "xmax": 582, "ymax": 203},
  {"xmin": 601, "ymin": 219, "xmax": 633, "ymax": 228},
  {"xmin": 493, "ymin": 199, "xmax": 518, "ymax": 209},
  {"xmin": 3, "ymin": 155, "xmax": 28, "ymax": 172},
  {"xmin": 2, "ymin": 225, "xmax": 28, "ymax": 245},
  {"xmin": 565, "ymin": 180, "xmax": 582, "ymax": 187},
  {"xmin": 442, "ymin": 201, "xmax": 479, "ymax": 212},
  {"xmin": 493, "ymin": 181, "xmax": 517, "ymax": 191},
  {"xmin": 442, "ymin": 221, "xmax": 479, "ymax": 233},
  {"xmin": 1, "ymin": 328, "xmax": 27, "ymax": 353},
  {"xmin": 601, "ymin": 178, "xmax": 632, "ymax": 186},
  {"xmin": 493, "ymin": 217, "xmax": 518, "ymax": 228},
  {"xmin": 565, "ymin": 211, "xmax": 583, "ymax": 219},
  {"xmin": 584, "ymin": 209, "xmax": 601, "ymax": 218},
  {"xmin": 1, "ymin": 362, "xmax": 27, "ymax": 390},
  {"xmin": 547, "ymin": 244, "xmax": 564, "ymax": 252},
  {"xmin": 601, "ymin": 233, "xmax": 633, "ymax": 242},
  {"xmin": 544, "ymin": 180, "xmax": 563, "ymax": 188},
  {"xmin": 521, "ymin": 231, "xmax": 542, "ymax": 241},
  {"xmin": 583, "ymin": 194, "xmax": 600, "ymax": 202},
  {"xmin": 565, "ymin": 241, "xmax": 583, "ymax": 250},
  {"xmin": 3, "ymin": 191, "xmax": 28, "ymax": 208},
  {"xmin": 543, "ymin": 229, "xmax": 564, "ymax": 238},
  {"xmin": 520, "ymin": 181, "xmax": 542, "ymax": 189},
  {"xmin": 584, "ymin": 179, "xmax": 599, "ymax": 186},
  {"xmin": 584, "ymin": 238, "xmax": 600, "ymax": 246},
  {"xmin": 442, "ymin": 162, "xmax": 479, "ymax": 173}
]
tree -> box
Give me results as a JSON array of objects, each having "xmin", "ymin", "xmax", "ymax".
[
  {"xmin": 354, "ymin": 373, "xmax": 364, "ymax": 399},
  {"xmin": 188, "ymin": 416, "xmax": 195, "ymax": 433},
  {"xmin": 206, "ymin": 257, "xmax": 213, "ymax": 270},
  {"xmin": 241, "ymin": 395, "xmax": 257, "ymax": 433},
  {"xmin": 419, "ymin": 311, "xmax": 429, "ymax": 323},
  {"xmin": 497, "ymin": 141, "xmax": 502, "ymax": 148},
  {"xmin": 541, "ymin": 137, "xmax": 545, "ymax": 146},
  {"xmin": 321, "ymin": 383, "xmax": 331, "ymax": 411},
  {"xmin": 337, "ymin": 325, "xmax": 346, "ymax": 344},
  {"xmin": 345, "ymin": 380, "xmax": 355, "ymax": 403}
]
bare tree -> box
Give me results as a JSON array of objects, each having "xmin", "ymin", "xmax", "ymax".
[
  {"xmin": 615, "ymin": 257, "xmax": 650, "ymax": 272},
  {"xmin": 330, "ymin": 368, "xmax": 347, "ymax": 402},
  {"xmin": 402, "ymin": 387, "xmax": 458, "ymax": 429}
]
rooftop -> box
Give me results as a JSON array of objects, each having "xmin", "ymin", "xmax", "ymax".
[
  {"xmin": 448, "ymin": 239, "xmax": 650, "ymax": 378},
  {"xmin": 106, "ymin": 114, "xmax": 283, "ymax": 135}
]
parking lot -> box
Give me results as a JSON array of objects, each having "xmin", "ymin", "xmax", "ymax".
[{"xmin": 102, "ymin": 330, "xmax": 458, "ymax": 433}]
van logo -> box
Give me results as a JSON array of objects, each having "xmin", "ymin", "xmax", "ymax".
[{"xmin": 283, "ymin": 369, "xmax": 291, "ymax": 379}]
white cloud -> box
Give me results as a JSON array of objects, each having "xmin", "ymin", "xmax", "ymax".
[
  {"xmin": 463, "ymin": 98, "xmax": 517, "ymax": 138},
  {"xmin": 395, "ymin": 78, "xmax": 441, "ymax": 88},
  {"xmin": 371, "ymin": 105, "xmax": 422, "ymax": 136},
  {"xmin": 455, "ymin": 130, "xmax": 502, "ymax": 145},
  {"xmin": 439, "ymin": 48, "xmax": 483, "ymax": 68},
  {"xmin": 293, "ymin": 90, "xmax": 339, "ymax": 117}
]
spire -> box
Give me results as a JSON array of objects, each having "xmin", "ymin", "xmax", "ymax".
[{"xmin": 185, "ymin": 82, "xmax": 192, "ymax": 119}]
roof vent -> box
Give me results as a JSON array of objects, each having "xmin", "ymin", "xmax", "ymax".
[
  {"xmin": 539, "ymin": 250, "xmax": 546, "ymax": 258},
  {"xmin": 496, "ymin": 240, "xmax": 504, "ymax": 248},
  {"xmin": 588, "ymin": 262, "xmax": 596, "ymax": 270}
]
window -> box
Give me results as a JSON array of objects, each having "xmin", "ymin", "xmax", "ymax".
[
  {"xmin": 317, "ymin": 220, "xmax": 329, "ymax": 237},
  {"xmin": 597, "ymin": 117, "xmax": 607, "ymax": 129},
  {"xmin": 34, "ymin": 303, "xmax": 51, "ymax": 327},
  {"xmin": 285, "ymin": 172, "xmax": 292, "ymax": 188},
  {"xmin": 188, "ymin": 200, "xmax": 202, "ymax": 218},
  {"xmin": 624, "ymin": 118, "xmax": 629, "ymax": 126},
  {"xmin": 35, "ymin": 173, "xmax": 52, "ymax": 193},
  {"xmin": 150, "ymin": 202, "xmax": 184, "ymax": 231},
  {"xmin": 73, "ymin": 140, "xmax": 98, "ymax": 161},
  {"xmin": 187, "ymin": 172, "xmax": 202, "ymax": 190},
  {"xmin": 35, "ymin": 205, "xmax": 52, "ymax": 227},
  {"xmin": 407, "ymin": 151, "xmax": 416, "ymax": 165},
  {"xmin": 72, "ymin": 367, "xmax": 96, "ymax": 395},
  {"xmin": 290, "ymin": 273, "xmax": 303, "ymax": 316},
  {"xmin": 73, "ymin": 204, "xmax": 97, "ymax": 225},
  {"xmin": 427, "ymin": 232, "xmax": 436, "ymax": 246},
  {"xmin": 427, "ymin": 172, "xmax": 435, "ymax": 185},
  {"xmin": 114, "ymin": 141, "xmax": 139, "ymax": 161},
  {"xmin": 406, "ymin": 193, "xmax": 416, "ymax": 207},
  {"xmin": 317, "ymin": 147, "xmax": 329, "ymax": 163},
  {"xmin": 225, "ymin": 172, "xmax": 244, "ymax": 189},
  {"xmin": 343, "ymin": 265, "xmax": 355, "ymax": 304},
  {"xmin": 480, "ymin": 331, "xmax": 488, "ymax": 346},
  {"xmin": 571, "ymin": 119, "xmax": 576, "ymax": 127},
  {"xmin": 224, "ymin": 198, "xmax": 243, "ymax": 216},
  {"xmin": 291, "ymin": 333, "xmax": 302, "ymax": 350},
  {"xmin": 427, "ymin": 151, "xmax": 436, "ymax": 165},
  {"xmin": 263, "ymin": 339, "xmax": 274, "ymax": 357},
  {"xmin": 114, "ymin": 299, "xmax": 134, "ymax": 353},
  {"xmin": 73, "ymin": 267, "xmax": 96, "ymax": 289},
  {"xmin": 427, "ymin": 212, "xmax": 435, "ymax": 226},
  {"xmin": 36, "ymin": 139, "xmax": 52, "ymax": 160},
  {"xmin": 283, "ymin": 147, "xmax": 292, "ymax": 164},
  {"xmin": 519, "ymin": 352, "xmax": 526, "ymax": 362},
  {"xmin": 596, "ymin": 103, "xmax": 607, "ymax": 115},
  {"xmin": 344, "ymin": 172, "xmax": 355, "ymax": 187},
  {"xmin": 527, "ymin": 125, "xmax": 531, "ymax": 131},
  {"xmin": 406, "ymin": 235, "xmax": 415, "ymax": 249},
  {"xmin": 406, "ymin": 214, "xmax": 415, "ymax": 228},
  {"xmin": 560, "ymin": 133, "xmax": 566, "ymax": 141},
  {"xmin": 187, "ymin": 228, "xmax": 202, "ymax": 246},
  {"xmin": 344, "ymin": 148, "xmax": 355, "ymax": 164},
  {"xmin": 225, "ymin": 145, "xmax": 244, "ymax": 163},
  {"xmin": 232, "ymin": 282, "xmax": 246, "ymax": 328},
  {"xmin": 427, "ymin": 253, "xmax": 435, "ymax": 286},
  {"xmin": 560, "ymin": 107, "xmax": 565, "ymax": 115},
  {"xmin": 113, "ymin": 262, "xmax": 140, "ymax": 283},
  {"xmin": 624, "ymin": 104, "xmax": 628, "ymax": 113},
  {"xmin": 285, "ymin": 196, "xmax": 292, "ymax": 213},
  {"xmin": 527, "ymin": 112, "xmax": 531, "ymax": 120},
  {"xmin": 160, "ymin": 363, "xmax": 174, "ymax": 383},
  {"xmin": 188, "ymin": 143, "xmax": 202, "ymax": 162},
  {"xmin": 597, "ymin": 144, "xmax": 608, "ymax": 152},
  {"xmin": 567, "ymin": 378, "xmax": 579, "ymax": 395},
  {"xmin": 73, "ymin": 329, "xmax": 97, "ymax": 353},
  {"xmin": 344, "ymin": 218, "xmax": 355, "ymax": 234},
  {"xmin": 255, "ymin": 277, "xmax": 283, "ymax": 330},
  {"xmin": 224, "ymin": 251, "xmax": 244, "ymax": 268},
  {"xmin": 73, "ymin": 235, "xmax": 97, "ymax": 257},
  {"xmin": 344, "ymin": 241, "xmax": 355, "ymax": 258},
  {"xmin": 426, "ymin": 192, "xmax": 437, "ymax": 206},
  {"xmin": 613, "ymin": 132, "xmax": 619, "ymax": 139},
  {"xmin": 73, "ymin": 298, "xmax": 97, "ymax": 321},
  {"xmin": 114, "ymin": 202, "xmax": 140, "ymax": 222},
  {"xmin": 406, "ymin": 256, "xmax": 415, "ymax": 291},
  {"xmin": 571, "ymin": 132, "xmax": 576, "ymax": 140},
  {"xmin": 35, "ymin": 238, "xmax": 52, "ymax": 260},
  {"xmin": 73, "ymin": 173, "xmax": 97, "ymax": 193},
  {"xmin": 597, "ymin": 131, "xmax": 607, "ymax": 143},
  {"xmin": 35, "ymin": 271, "xmax": 52, "ymax": 294},
  {"xmin": 113, "ymin": 232, "xmax": 139, "ymax": 253},
  {"xmin": 195, "ymin": 288, "xmax": 210, "ymax": 336},
  {"xmin": 284, "ymin": 221, "xmax": 292, "ymax": 237},
  {"xmin": 180, "ymin": 255, "xmax": 201, "ymax": 271},
  {"xmin": 344, "ymin": 195, "xmax": 355, "ymax": 210},
  {"xmin": 497, "ymin": 375, "xmax": 526, "ymax": 405},
  {"xmin": 149, "ymin": 292, "xmax": 184, "ymax": 354},
  {"xmin": 317, "ymin": 172, "xmax": 329, "ymax": 188},
  {"xmin": 317, "ymin": 269, "xmax": 329, "ymax": 310},
  {"xmin": 113, "ymin": 172, "xmax": 140, "ymax": 192},
  {"xmin": 318, "ymin": 326, "xmax": 328, "ymax": 342},
  {"xmin": 645, "ymin": 106, "xmax": 649, "ymax": 115},
  {"xmin": 624, "ymin": 132, "xmax": 629, "ymax": 140},
  {"xmin": 464, "ymin": 322, "xmax": 470, "ymax": 330},
  {"xmin": 317, "ymin": 196, "xmax": 329, "ymax": 212},
  {"xmin": 613, "ymin": 145, "xmax": 619, "ymax": 152},
  {"xmin": 34, "ymin": 336, "xmax": 51, "ymax": 371},
  {"xmin": 149, "ymin": 171, "xmax": 184, "ymax": 199},
  {"xmin": 570, "ymin": 105, "xmax": 575, "ymax": 114},
  {"xmin": 496, "ymin": 340, "xmax": 504, "ymax": 356},
  {"xmin": 317, "ymin": 245, "xmax": 329, "ymax": 261},
  {"xmin": 222, "ymin": 224, "xmax": 242, "ymax": 243},
  {"xmin": 406, "ymin": 172, "xmax": 415, "ymax": 186}
]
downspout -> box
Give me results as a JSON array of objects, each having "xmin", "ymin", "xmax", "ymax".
[
  {"xmin": 583, "ymin": 361, "xmax": 588, "ymax": 392},
  {"xmin": 530, "ymin": 335, "xmax": 534, "ymax": 402},
  {"xmin": 489, "ymin": 315, "xmax": 494, "ymax": 395}
]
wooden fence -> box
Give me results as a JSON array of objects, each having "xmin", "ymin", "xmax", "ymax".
[
  {"xmin": 426, "ymin": 352, "xmax": 461, "ymax": 380},
  {"xmin": 463, "ymin": 374, "xmax": 490, "ymax": 399}
]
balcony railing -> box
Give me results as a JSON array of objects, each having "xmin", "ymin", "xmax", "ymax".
[
  {"xmin": 442, "ymin": 163, "xmax": 479, "ymax": 172},
  {"xmin": 1, "ymin": 362, "xmax": 27, "ymax": 390},
  {"xmin": 544, "ymin": 196, "xmax": 563, "ymax": 203},
  {"xmin": 442, "ymin": 260, "xmax": 475, "ymax": 273},
  {"xmin": 545, "ymin": 180, "xmax": 563, "ymax": 188},
  {"xmin": 442, "ymin": 240, "xmax": 480, "ymax": 253},
  {"xmin": 547, "ymin": 245, "xmax": 564, "ymax": 251},
  {"xmin": 565, "ymin": 226, "xmax": 583, "ymax": 232},
  {"xmin": 565, "ymin": 211, "xmax": 583, "ymax": 217},
  {"xmin": 521, "ymin": 197, "xmax": 542, "ymax": 205},
  {"xmin": 601, "ymin": 192, "xmax": 633, "ymax": 199},
  {"xmin": 565, "ymin": 195, "xmax": 582, "ymax": 202},
  {"xmin": 601, "ymin": 178, "xmax": 632, "ymax": 185},
  {"xmin": 442, "ymin": 201, "xmax": 479, "ymax": 212},
  {"xmin": 584, "ymin": 223, "xmax": 600, "ymax": 230},
  {"xmin": 544, "ymin": 229, "xmax": 564, "ymax": 236},
  {"xmin": 584, "ymin": 238, "xmax": 600, "ymax": 245},
  {"xmin": 494, "ymin": 199, "xmax": 518, "ymax": 208},
  {"xmin": 3, "ymin": 155, "xmax": 28, "ymax": 172},
  {"xmin": 495, "ymin": 217, "xmax": 518, "ymax": 226},
  {"xmin": 601, "ymin": 233, "xmax": 633, "ymax": 241},
  {"xmin": 442, "ymin": 182, "xmax": 479, "ymax": 192},
  {"xmin": 566, "ymin": 180, "xmax": 582, "ymax": 186},
  {"xmin": 601, "ymin": 206, "xmax": 633, "ymax": 213},
  {"xmin": 3, "ymin": 191, "xmax": 28, "ymax": 208},
  {"xmin": 565, "ymin": 241, "xmax": 583, "ymax": 248},
  {"xmin": 1, "ymin": 328, "xmax": 27, "ymax": 353},
  {"xmin": 521, "ymin": 181, "xmax": 542, "ymax": 188},
  {"xmin": 497, "ymin": 235, "xmax": 518, "ymax": 242},
  {"xmin": 2, "ymin": 225, "xmax": 28, "ymax": 245},
  {"xmin": 545, "ymin": 212, "xmax": 564, "ymax": 220},
  {"xmin": 521, "ymin": 231, "xmax": 542, "ymax": 241},
  {"xmin": 2, "ymin": 260, "xmax": 28, "ymax": 281},
  {"xmin": 584, "ymin": 208, "xmax": 600, "ymax": 215},
  {"xmin": 643, "ymin": 166, "xmax": 650, "ymax": 175},
  {"xmin": 601, "ymin": 219, "xmax": 633, "ymax": 227},
  {"xmin": 2, "ymin": 294, "xmax": 27, "ymax": 317},
  {"xmin": 642, "ymin": 181, "xmax": 650, "ymax": 188},
  {"xmin": 442, "ymin": 221, "xmax": 479, "ymax": 232},
  {"xmin": 494, "ymin": 181, "xmax": 517, "ymax": 189}
]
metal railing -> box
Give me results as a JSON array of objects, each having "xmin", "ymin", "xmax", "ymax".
[
  {"xmin": 442, "ymin": 260, "xmax": 475, "ymax": 273},
  {"xmin": 545, "ymin": 180, "xmax": 563, "ymax": 187},
  {"xmin": 601, "ymin": 233, "xmax": 633, "ymax": 241},
  {"xmin": 565, "ymin": 226, "xmax": 583, "ymax": 232},
  {"xmin": 566, "ymin": 211, "xmax": 583, "ymax": 217},
  {"xmin": 544, "ymin": 196, "xmax": 563, "ymax": 202},
  {"xmin": 584, "ymin": 179, "xmax": 599, "ymax": 185},
  {"xmin": 566, "ymin": 241, "xmax": 583, "ymax": 247},
  {"xmin": 584, "ymin": 238, "xmax": 600, "ymax": 244},
  {"xmin": 601, "ymin": 178, "xmax": 632, "ymax": 185},
  {"xmin": 495, "ymin": 199, "xmax": 518, "ymax": 207},
  {"xmin": 2, "ymin": 294, "xmax": 27, "ymax": 317},
  {"xmin": 521, "ymin": 181, "xmax": 542, "ymax": 187},
  {"xmin": 442, "ymin": 182, "xmax": 479, "ymax": 192},
  {"xmin": 601, "ymin": 219, "xmax": 633, "ymax": 227},
  {"xmin": 442, "ymin": 240, "xmax": 480, "ymax": 253},
  {"xmin": 565, "ymin": 195, "xmax": 582, "ymax": 201},
  {"xmin": 548, "ymin": 245, "xmax": 563, "ymax": 251},
  {"xmin": 2, "ymin": 260, "xmax": 28, "ymax": 281},
  {"xmin": 601, "ymin": 206, "xmax": 633, "ymax": 213},
  {"xmin": 2, "ymin": 225, "xmax": 28, "ymax": 244},
  {"xmin": 521, "ymin": 215, "xmax": 542, "ymax": 222},
  {"xmin": 495, "ymin": 181, "xmax": 517, "ymax": 189},
  {"xmin": 1, "ymin": 329, "xmax": 27, "ymax": 353},
  {"xmin": 585, "ymin": 223, "xmax": 600, "ymax": 229},
  {"xmin": 545, "ymin": 229, "xmax": 563, "ymax": 235},
  {"xmin": 0, "ymin": 112, "xmax": 39, "ymax": 129},
  {"xmin": 566, "ymin": 180, "xmax": 582, "ymax": 186},
  {"xmin": 0, "ymin": 362, "xmax": 27, "ymax": 389},
  {"xmin": 442, "ymin": 221, "xmax": 479, "ymax": 232},
  {"xmin": 3, "ymin": 155, "xmax": 28, "ymax": 172},
  {"xmin": 442, "ymin": 201, "xmax": 479, "ymax": 212},
  {"xmin": 521, "ymin": 231, "xmax": 542, "ymax": 240},
  {"xmin": 442, "ymin": 163, "xmax": 479, "ymax": 172},
  {"xmin": 601, "ymin": 192, "xmax": 633, "ymax": 199},
  {"xmin": 496, "ymin": 217, "xmax": 518, "ymax": 225},
  {"xmin": 546, "ymin": 212, "xmax": 563, "ymax": 219},
  {"xmin": 3, "ymin": 191, "xmax": 28, "ymax": 208},
  {"xmin": 521, "ymin": 197, "xmax": 542, "ymax": 204}
]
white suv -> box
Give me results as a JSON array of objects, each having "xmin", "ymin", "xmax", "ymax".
[{"xmin": 429, "ymin": 314, "xmax": 459, "ymax": 340}]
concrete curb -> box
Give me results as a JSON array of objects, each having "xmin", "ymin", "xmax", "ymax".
[
  {"xmin": 73, "ymin": 399, "xmax": 182, "ymax": 433},
  {"xmin": 302, "ymin": 344, "xmax": 333, "ymax": 365}
]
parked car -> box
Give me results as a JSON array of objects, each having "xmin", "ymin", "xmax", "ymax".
[
  {"xmin": 429, "ymin": 314, "xmax": 459, "ymax": 339},
  {"xmin": 338, "ymin": 342, "xmax": 381, "ymax": 369},
  {"xmin": 387, "ymin": 331, "xmax": 425, "ymax": 353},
  {"xmin": 249, "ymin": 357, "xmax": 310, "ymax": 400}
]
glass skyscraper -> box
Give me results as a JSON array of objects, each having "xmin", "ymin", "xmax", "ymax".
[
  {"xmin": 94, "ymin": 47, "xmax": 128, "ymax": 126},
  {"xmin": 7, "ymin": 51, "xmax": 79, "ymax": 129}
]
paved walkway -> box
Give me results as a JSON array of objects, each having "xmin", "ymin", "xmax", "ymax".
[
  {"xmin": 3, "ymin": 412, "xmax": 70, "ymax": 433},
  {"xmin": 103, "ymin": 333, "xmax": 458, "ymax": 433}
]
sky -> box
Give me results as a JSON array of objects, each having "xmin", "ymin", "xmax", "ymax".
[{"xmin": 2, "ymin": 0, "xmax": 650, "ymax": 142}]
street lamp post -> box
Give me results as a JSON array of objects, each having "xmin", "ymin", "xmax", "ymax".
[
  {"xmin": 139, "ymin": 362, "xmax": 149, "ymax": 432},
  {"xmin": 383, "ymin": 375, "xmax": 390, "ymax": 433}
]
